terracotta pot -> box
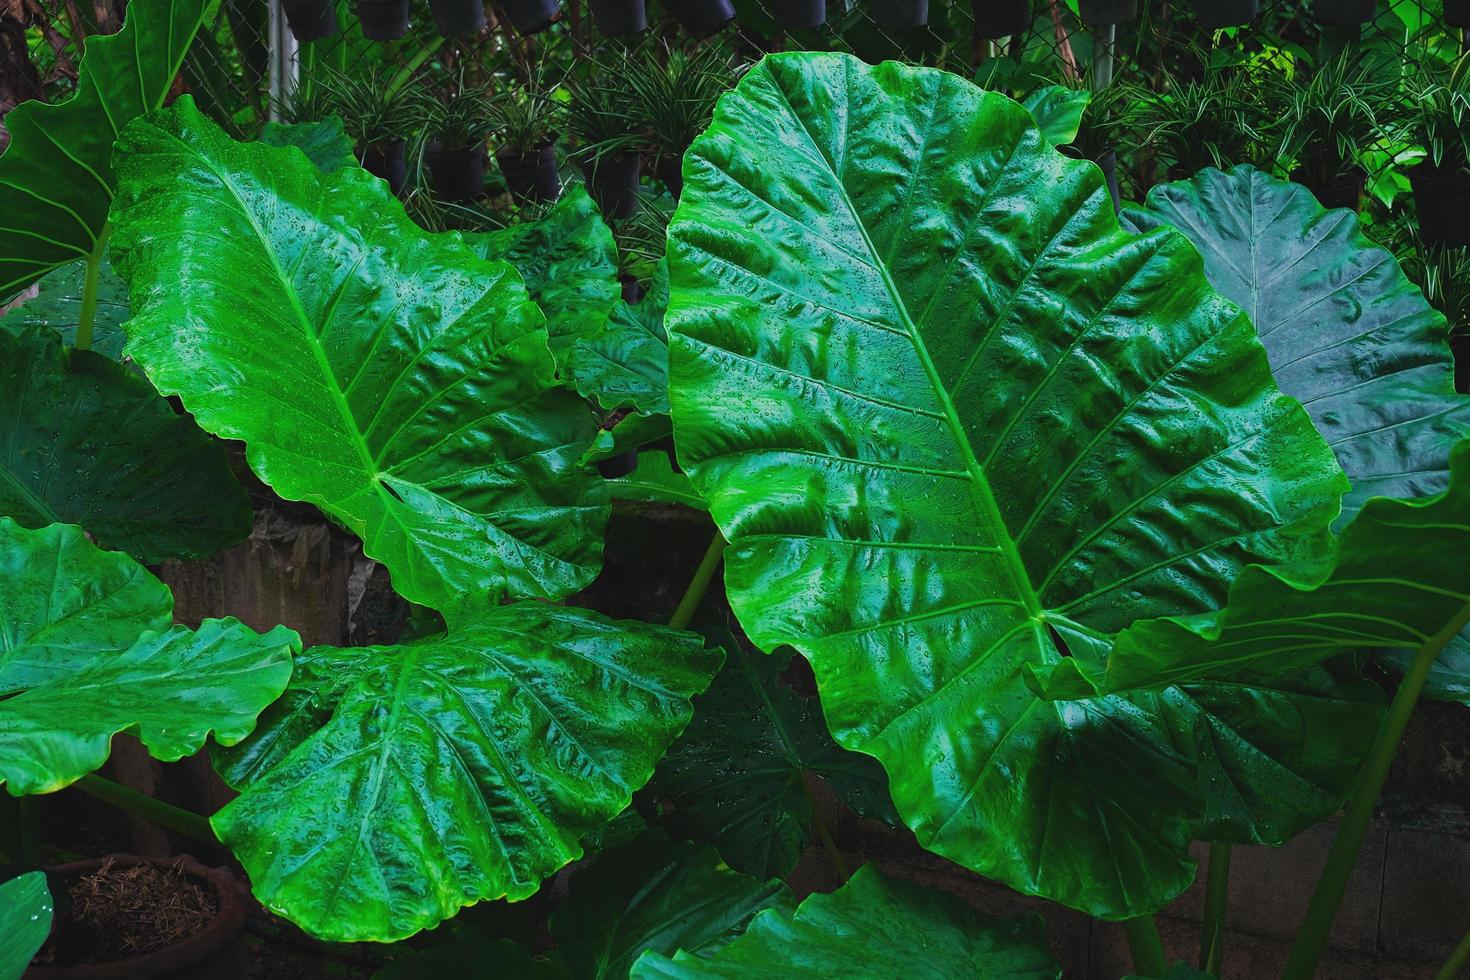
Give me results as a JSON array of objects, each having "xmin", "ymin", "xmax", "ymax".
[{"xmin": 29, "ymin": 855, "xmax": 249, "ymax": 980}]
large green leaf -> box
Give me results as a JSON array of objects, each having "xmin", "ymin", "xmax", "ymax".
[
  {"xmin": 609, "ymin": 449, "xmax": 705, "ymax": 511},
  {"xmin": 111, "ymin": 98, "xmax": 607, "ymax": 612},
  {"xmin": 566, "ymin": 261, "xmax": 671, "ymax": 416},
  {"xmin": 1020, "ymin": 85, "xmax": 1090, "ymax": 146},
  {"xmin": 666, "ymin": 52, "xmax": 1348, "ymax": 917},
  {"xmin": 0, "ymin": 329, "xmax": 251, "ymax": 563},
  {"xmin": 0, "ymin": 518, "xmax": 171, "ymax": 695},
  {"xmin": 466, "ymin": 187, "xmax": 622, "ymax": 360},
  {"xmin": 259, "ymin": 117, "xmax": 357, "ymax": 173},
  {"xmin": 656, "ymin": 638, "xmax": 893, "ymax": 878},
  {"xmin": 1, "ymin": 617, "xmax": 298, "ymax": 795},
  {"xmin": 630, "ymin": 864, "xmax": 1061, "ymax": 979},
  {"xmin": 1034, "ymin": 440, "xmax": 1470, "ymax": 698},
  {"xmin": 0, "ymin": 256, "xmax": 129, "ymax": 359},
  {"xmin": 548, "ymin": 832, "xmax": 792, "ymax": 979},
  {"xmin": 0, "ymin": 872, "xmax": 52, "ymax": 980},
  {"xmin": 211, "ymin": 603, "xmax": 721, "ymax": 942},
  {"xmin": 0, "ymin": 0, "xmax": 210, "ymax": 299},
  {"xmin": 1121, "ymin": 165, "xmax": 1470, "ymax": 523}
]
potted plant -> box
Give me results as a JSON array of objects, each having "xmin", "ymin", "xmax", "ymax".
[
  {"xmin": 418, "ymin": 88, "xmax": 493, "ymax": 202},
  {"xmin": 567, "ymin": 66, "xmax": 645, "ymax": 220},
  {"xmin": 973, "ymin": 0, "xmax": 1028, "ymax": 37},
  {"xmin": 1194, "ymin": 0, "xmax": 1257, "ymax": 28},
  {"xmin": 873, "ymin": 0, "xmax": 927, "ymax": 26},
  {"xmin": 1449, "ymin": 0, "xmax": 1470, "ymax": 26},
  {"xmin": 589, "ymin": 0, "xmax": 646, "ymax": 34},
  {"xmin": 626, "ymin": 41, "xmax": 731, "ymax": 198},
  {"xmin": 498, "ymin": 0, "xmax": 559, "ymax": 33},
  {"xmin": 1078, "ymin": 0, "xmax": 1137, "ymax": 23},
  {"xmin": 1062, "ymin": 78, "xmax": 1143, "ymax": 211},
  {"xmin": 28, "ymin": 855, "xmax": 250, "ymax": 979},
  {"xmin": 280, "ymin": 0, "xmax": 338, "ymax": 42},
  {"xmin": 319, "ymin": 66, "xmax": 421, "ymax": 196},
  {"xmin": 1406, "ymin": 55, "xmax": 1470, "ymax": 248},
  {"xmin": 355, "ymin": 0, "xmax": 411, "ymax": 38},
  {"xmin": 489, "ymin": 74, "xmax": 563, "ymax": 203},
  {"xmin": 1131, "ymin": 69, "xmax": 1274, "ymax": 183},
  {"xmin": 1273, "ymin": 49, "xmax": 1398, "ymax": 212},
  {"xmin": 778, "ymin": 0, "xmax": 826, "ymax": 27},
  {"xmin": 1313, "ymin": 0, "xmax": 1376, "ymax": 23},
  {"xmin": 430, "ymin": 0, "xmax": 486, "ymax": 35},
  {"xmin": 666, "ymin": 0, "xmax": 735, "ymax": 36}
]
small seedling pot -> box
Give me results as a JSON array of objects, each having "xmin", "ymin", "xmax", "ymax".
[
  {"xmin": 1077, "ymin": 0, "xmax": 1136, "ymax": 22},
  {"xmin": 426, "ymin": 143, "xmax": 488, "ymax": 201},
  {"xmin": 873, "ymin": 0, "xmax": 928, "ymax": 27},
  {"xmin": 595, "ymin": 450, "xmax": 638, "ymax": 479},
  {"xmin": 361, "ymin": 139, "xmax": 408, "ymax": 195},
  {"xmin": 29, "ymin": 855, "xmax": 249, "ymax": 980},
  {"xmin": 282, "ymin": 0, "xmax": 339, "ymax": 41},
  {"xmin": 972, "ymin": 0, "xmax": 1029, "ymax": 37},
  {"xmin": 356, "ymin": 0, "xmax": 410, "ymax": 38},
  {"xmin": 497, "ymin": 141, "xmax": 561, "ymax": 203},
  {"xmin": 500, "ymin": 0, "xmax": 559, "ymax": 33},
  {"xmin": 430, "ymin": 0, "xmax": 486, "ymax": 33},
  {"xmin": 1291, "ymin": 168, "xmax": 1365, "ymax": 212},
  {"xmin": 778, "ymin": 0, "xmax": 827, "ymax": 27},
  {"xmin": 1194, "ymin": 0, "xmax": 1256, "ymax": 26},
  {"xmin": 666, "ymin": 0, "xmax": 735, "ymax": 36},
  {"xmin": 587, "ymin": 152, "xmax": 642, "ymax": 221},
  {"xmin": 1409, "ymin": 166, "xmax": 1470, "ymax": 248},
  {"xmin": 1311, "ymin": 0, "xmax": 1375, "ymax": 23},
  {"xmin": 1448, "ymin": 0, "xmax": 1470, "ymax": 26},
  {"xmin": 589, "ymin": 0, "xmax": 646, "ymax": 34}
]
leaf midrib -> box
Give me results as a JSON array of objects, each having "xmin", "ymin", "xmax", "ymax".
[{"xmin": 766, "ymin": 77, "xmax": 1045, "ymax": 626}]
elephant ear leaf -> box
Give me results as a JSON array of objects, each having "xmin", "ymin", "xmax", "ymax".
[
  {"xmin": 0, "ymin": 519, "xmax": 297, "ymax": 795},
  {"xmin": 655, "ymin": 636, "xmax": 893, "ymax": 878},
  {"xmin": 567, "ymin": 260, "xmax": 672, "ymax": 417},
  {"xmin": 0, "ymin": 256, "xmax": 130, "ymax": 359},
  {"xmin": 0, "ymin": 329, "xmax": 251, "ymax": 563},
  {"xmin": 258, "ymin": 116, "xmax": 357, "ymax": 172},
  {"xmin": 1033, "ymin": 438, "xmax": 1470, "ymax": 698},
  {"xmin": 667, "ymin": 52, "xmax": 1347, "ymax": 918},
  {"xmin": 1020, "ymin": 85, "xmax": 1090, "ymax": 146},
  {"xmin": 0, "ymin": 872, "xmax": 52, "ymax": 978},
  {"xmin": 111, "ymin": 98, "xmax": 607, "ymax": 613},
  {"xmin": 629, "ymin": 864, "xmax": 1061, "ymax": 979},
  {"xmin": 210, "ymin": 603, "xmax": 722, "ymax": 942},
  {"xmin": 1121, "ymin": 165, "xmax": 1470, "ymax": 523},
  {"xmin": 0, "ymin": 0, "xmax": 211, "ymax": 299},
  {"xmin": 465, "ymin": 185, "xmax": 622, "ymax": 360},
  {"xmin": 0, "ymin": 518, "xmax": 172, "ymax": 694}
]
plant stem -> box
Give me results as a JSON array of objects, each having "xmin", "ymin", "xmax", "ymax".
[
  {"xmin": 1436, "ymin": 921, "xmax": 1470, "ymax": 980},
  {"xmin": 1200, "ymin": 843, "xmax": 1231, "ymax": 975},
  {"xmin": 799, "ymin": 769, "xmax": 850, "ymax": 883},
  {"xmin": 74, "ymin": 226, "xmax": 110, "ymax": 352},
  {"xmin": 1283, "ymin": 602, "xmax": 1470, "ymax": 980},
  {"xmin": 1121, "ymin": 915, "xmax": 1167, "ymax": 977},
  {"xmin": 74, "ymin": 774, "xmax": 216, "ymax": 844},
  {"xmin": 668, "ymin": 530, "xmax": 725, "ymax": 631}
]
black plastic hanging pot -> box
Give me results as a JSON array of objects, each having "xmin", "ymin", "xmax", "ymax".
[
  {"xmin": 426, "ymin": 143, "xmax": 488, "ymax": 201},
  {"xmin": 430, "ymin": 0, "xmax": 485, "ymax": 33},
  {"xmin": 497, "ymin": 141, "xmax": 561, "ymax": 203},
  {"xmin": 361, "ymin": 139, "xmax": 408, "ymax": 195},
  {"xmin": 587, "ymin": 152, "xmax": 642, "ymax": 221},
  {"xmin": 666, "ymin": 0, "xmax": 735, "ymax": 36},
  {"xmin": 1446, "ymin": 0, "xmax": 1470, "ymax": 26},
  {"xmin": 655, "ymin": 154, "xmax": 683, "ymax": 197},
  {"xmin": 1077, "ymin": 0, "xmax": 1136, "ymax": 22},
  {"xmin": 356, "ymin": 0, "xmax": 410, "ymax": 39},
  {"xmin": 620, "ymin": 275, "xmax": 645, "ymax": 303},
  {"xmin": 972, "ymin": 0, "xmax": 1029, "ymax": 37},
  {"xmin": 282, "ymin": 0, "xmax": 339, "ymax": 41},
  {"xmin": 589, "ymin": 0, "xmax": 646, "ymax": 34},
  {"xmin": 1194, "ymin": 0, "xmax": 1256, "ymax": 26},
  {"xmin": 1409, "ymin": 166, "xmax": 1470, "ymax": 248},
  {"xmin": 500, "ymin": 0, "xmax": 559, "ymax": 32},
  {"xmin": 1311, "ymin": 0, "xmax": 1375, "ymax": 23},
  {"xmin": 1290, "ymin": 168, "xmax": 1365, "ymax": 212},
  {"xmin": 873, "ymin": 0, "xmax": 928, "ymax": 26},
  {"xmin": 778, "ymin": 0, "xmax": 826, "ymax": 27}
]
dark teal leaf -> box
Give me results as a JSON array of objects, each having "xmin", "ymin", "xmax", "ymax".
[
  {"xmin": 259, "ymin": 116, "xmax": 357, "ymax": 172},
  {"xmin": 0, "ymin": 256, "xmax": 129, "ymax": 359},
  {"xmin": 0, "ymin": 872, "xmax": 52, "ymax": 979}
]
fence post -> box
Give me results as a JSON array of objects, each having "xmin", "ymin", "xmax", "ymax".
[{"xmin": 267, "ymin": 0, "xmax": 300, "ymax": 121}]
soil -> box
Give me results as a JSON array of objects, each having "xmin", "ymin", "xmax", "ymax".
[{"xmin": 36, "ymin": 858, "xmax": 216, "ymax": 967}]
